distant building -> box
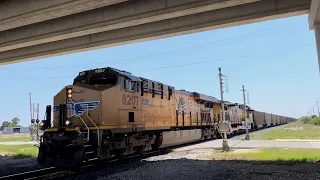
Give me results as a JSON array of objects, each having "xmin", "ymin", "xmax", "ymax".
[{"xmin": 2, "ymin": 127, "xmax": 29, "ymax": 133}]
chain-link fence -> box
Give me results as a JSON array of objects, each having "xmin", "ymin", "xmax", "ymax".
[
  {"xmin": 0, "ymin": 127, "xmax": 44, "ymax": 141},
  {"xmin": 0, "ymin": 131, "xmax": 31, "ymax": 141}
]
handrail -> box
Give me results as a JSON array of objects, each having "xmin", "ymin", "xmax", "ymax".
[
  {"xmin": 69, "ymin": 100, "xmax": 90, "ymax": 143},
  {"xmin": 76, "ymin": 115, "xmax": 90, "ymax": 143},
  {"xmin": 86, "ymin": 106, "xmax": 99, "ymax": 147}
]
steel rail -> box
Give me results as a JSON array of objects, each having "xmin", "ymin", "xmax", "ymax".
[{"xmin": 0, "ymin": 167, "xmax": 59, "ymax": 180}]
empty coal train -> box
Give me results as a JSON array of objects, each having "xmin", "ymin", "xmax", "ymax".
[{"xmin": 36, "ymin": 67, "xmax": 296, "ymax": 169}]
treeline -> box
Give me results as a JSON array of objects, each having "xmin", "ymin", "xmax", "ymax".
[
  {"xmin": 0, "ymin": 117, "xmax": 21, "ymax": 129},
  {"xmin": 298, "ymin": 115, "xmax": 320, "ymax": 125}
]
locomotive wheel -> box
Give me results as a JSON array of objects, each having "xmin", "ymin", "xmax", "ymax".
[
  {"xmin": 212, "ymin": 130, "xmax": 218, "ymax": 139},
  {"xmin": 37, "ymin": 144, "xmax": 50, "ymax": 167},
  {"xmin": 151, "ymin": 133, "xmax": 163, "ymax": 150},
  {"xmin": 113, "ymin": 149, "xmax": 124, "ymax": 159},
  {"xmin": 53, "ymin": 146, "xmax": 84, "ymax": 169}
]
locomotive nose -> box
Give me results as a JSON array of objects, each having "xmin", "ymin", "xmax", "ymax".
[{"xmin": 37, "ymin": 132, "xmax": 85, "ymax": 169}]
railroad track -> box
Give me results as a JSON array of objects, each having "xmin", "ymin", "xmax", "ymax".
[
  {"xmin": 0, "ymin": 130, "xmax": 255, "ymax": 180},
  {"xmin": 0, "ymin": 145, "xmax": 174, "ymax": 180},
  {"xmin": 0, "ymin": 167, "xmax": 59, "ymax": 180}
]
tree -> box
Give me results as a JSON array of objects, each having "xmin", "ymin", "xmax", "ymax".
[
  {"xmin": 310, "ymin": 116, "xmax": 320, "ymax": 125},
  {"xmin": 0, "ymin": 117, "xmax": 21, "ymax": 129},
  {"xmin": 311, "ymin": 115, "xmax": 318, "ymax": 119},
  {"xmin": 298, "ymin": 116, "xmax": 311, "ymax": 123},
  {"xmin": 298, "ymin": 115, "xmax": 320, "ymax": 126},
  {"xmin": 1, "ymin": 121, "xmax": 12, "ymax": 128},
  {"xmin": 11, "ymin": 117, "xmax": 20, "ymax": 127}
]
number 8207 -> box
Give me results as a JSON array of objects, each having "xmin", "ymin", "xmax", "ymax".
[{"xmin": 122, "ymin": 94, "xmax": 138, "ymax": 106}]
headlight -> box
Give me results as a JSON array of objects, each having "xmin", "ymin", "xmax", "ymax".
[
  {"xmin": 67, "ymin": 88, "xmax": 73, "ymax": 99},
  {"xmin": 65, "ymin": 120, "xmax": 71, "ymax": 126},
  {"xmin": 39, "ymin": 121, "xmax": 45, "ymax": 127}
]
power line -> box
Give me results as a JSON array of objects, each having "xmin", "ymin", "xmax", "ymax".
[
  {"xmin": 135, "ymin": 43, "xmax": 314, "ymax": 71},
  {"xmin": 21, "ymin": 43, "xmax": 314, "ymax": 80},
  {"xmin": 2, "ymin": 23, "xmax": 294, "ymax": 72}
]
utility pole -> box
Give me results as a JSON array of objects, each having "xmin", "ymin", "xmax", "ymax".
[
  {"xmin": 241, "ymin": 85, "xmax": 250, "ymax": 140},
  {"xmin": 315, "ymin": 101, "xmax": 320, "ymax": 117},
  {"xmin": 313, "ymin": 105, "xmax": 316, "ymax": 116},
  {"xmin": 36, "ymin": 103, "xmax": 40, "ymax": 141},
  {"xmin": 219, "ymin": 67, "xmax": 229, "ymax": 151},
  {"xmin": 29, "ymin": 93, "xmax": 35, "ymax": 140}
]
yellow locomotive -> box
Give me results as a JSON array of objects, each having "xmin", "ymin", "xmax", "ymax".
[{"xmin": 36, "ymin": 67, "xmax": 294, "ymax": 168}]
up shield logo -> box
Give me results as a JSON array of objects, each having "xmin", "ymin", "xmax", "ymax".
[{"xmin": 54, "ymin": 100, "xmax": 100, "ymax": 117}]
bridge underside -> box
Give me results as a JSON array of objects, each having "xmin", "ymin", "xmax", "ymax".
[{"xmin": 0, "ymin": 0, "xmax": 313, "ymax": 66}]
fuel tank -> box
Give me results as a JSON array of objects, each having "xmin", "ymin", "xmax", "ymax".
[{"xmin": 159, "ymin": 129, "xmax": 202, "ymax": 148}]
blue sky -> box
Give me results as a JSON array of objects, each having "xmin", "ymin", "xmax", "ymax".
[{"xmin": 0, "ymin": 14, "xmax": 319, "ymax": 127}]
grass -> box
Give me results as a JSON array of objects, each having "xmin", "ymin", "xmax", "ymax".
[
  {"xmin": 261, "ymin": 122, "xmax": 320, "ymax": 140},
  {"xmin": 0, "ymin": 145, "xmax": 38, "ymax": 159},
  {"xmin": 0, "ymin": 136, "xmax": 31, "ymax": 142},
  {"xmin": 237, "ymin": 122, "xmax": 320, "ymax": 140},
  {"xmin": 206, "ymin": 148, "xmax": 320, "ymax": 163}
]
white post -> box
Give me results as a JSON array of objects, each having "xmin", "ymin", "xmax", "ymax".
[
  {"xmin": 241, "ymin": 85, "xmax": 250, "ymax": 140},
  {"xmin": 219, "ymin": 67, "xmax": 229, "ymax": 151}
]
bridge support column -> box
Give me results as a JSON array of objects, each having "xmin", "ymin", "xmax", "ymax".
[
  {"xmin": 314, "ymin": 25, "xmax": 320, "ymax": 73},
  {"xmin": 309, "ymin": 0, "xmax": 320, "ymax": 72}
]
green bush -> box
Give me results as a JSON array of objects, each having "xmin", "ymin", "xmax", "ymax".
[
  {"xmin": 299, "ymin": 116, "xmax": 320, "ymax": 126},
  {"xmin": 299, "ymin": 116, "xmax": 312, "ymax": 123},
  {"xmin": 310, "ymin": 117, "xmax": 320, "ymax": 125}
]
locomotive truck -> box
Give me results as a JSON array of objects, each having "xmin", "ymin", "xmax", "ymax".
[{"xmin": 36, "ymin": 67, "xmax": 295, "ymax": 169}]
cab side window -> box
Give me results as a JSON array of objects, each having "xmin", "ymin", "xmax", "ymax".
[
  {"xmin": 121, "ymin": 77, "xmax": 127, "ymax": 90},
  {"xmin": 121, "ymin": 77, "xmax": 140, "ymax": 92}
]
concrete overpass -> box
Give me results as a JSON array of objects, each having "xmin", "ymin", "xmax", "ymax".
[{"xmin": 1, "ymin": 0, "xmax": 319, "ymax": 68}]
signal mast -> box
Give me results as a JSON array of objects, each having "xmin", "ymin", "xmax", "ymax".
[
  {"xmin": 218, "ymin": 67, "xmax": 230, "ymax": 151},
  {"xmin": 241, "ymin": 85, "xmax": 250, "ymax": 140}
]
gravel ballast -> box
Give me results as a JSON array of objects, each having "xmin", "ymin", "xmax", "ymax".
[
  {"xmin": 61, "ymin": 148, "xmax": 320, "ymax": 180},
  {"xmin": 0, "ymin": 123, "xmax": 319, "ymax": 180},
  {"xmin": 1, "ymin": 147, "xmax": 319, "ymax": 180},
  {"xmin": 0, "ymin": 157, "xmax": 42, "ymax": 177}
]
